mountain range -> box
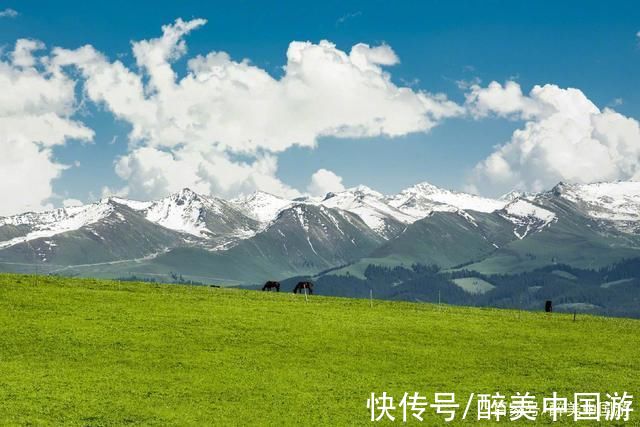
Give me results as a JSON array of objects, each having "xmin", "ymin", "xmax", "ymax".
[{"xmin": 3, "ymin": 180, "xmax": 640, "ymax": 296}]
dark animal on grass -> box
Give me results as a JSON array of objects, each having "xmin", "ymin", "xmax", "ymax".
[
  {"xmin": 262, "ymin": 281, "xmax": 280, "ymax": 292},
  {"xmin": 293, "ymin": 281, "xmax": 313, "ymax": 294}
]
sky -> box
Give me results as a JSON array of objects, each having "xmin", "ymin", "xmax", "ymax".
[{"xmin": 1, "ymin": 0, "xmax": 639, "ymax": 215}]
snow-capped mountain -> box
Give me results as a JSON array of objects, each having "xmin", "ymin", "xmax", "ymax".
[
  {"xmin": 319, "ymin": 186, "xmax": 413, "ymax": 238},
  {"xmin": 230, "ymin": 191, "xmax": 293, "ymax": 225},
  {"xmin": 3, "ymin": 179, "xmax": 640, "ymax": 284},
  {"xmin": 143, "ymin": 190, "xmax": 213, "ymax": 237},
  {"xmin": 0, "ymin": 201, "xmax": 116, "ymax": 250},
  {"xmin": 0, "ymin": 198, "xmax": 186, "ymax": 264},
  {"xmin": 551, "ymin": 181, "xmax": 640, "ymax": 225},
  {"xmin": 140, "ymin": 188, "xmax": 260, "ymax": 240},
  {"xmin": 252, "ymin": 203, "xmax": 382, "ymax": 268},
  {"xmin": 4, "ymin": 180, "xmax": 640, "ymax": 252},
  {"xmin": 0, "ymin": 189, "xmax": 262, "ymax": 257},
  {"xmin": 386, "ymin": 182, "xmax": 507, "ymax": 218},
  {"xmin": 317, "ymin": 183, "xmax": 512, "ymax": 239}
]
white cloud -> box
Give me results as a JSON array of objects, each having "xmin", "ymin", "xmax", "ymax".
[
  {"xmin": 100, "ymin": 185, "xmax": 129, "ymax": 199},
  {"xmin": 0, "ymin": 8, "xmax": 18, "ymax": 18},
  {"xmin": 465, "ymin": 80, "xmax": 542, "ymax": 119},
  {"xmin": 11, "ymin": 39, "xmax": 44, "ymax": 68},
  {"xmin": 307, "ymin": 169, "xmax": 345, "ymax": 196},
  {"xmin": 51, "ymin": 18, "xmax": 462, "ymax": 201},
  {"xmin": 0, "ymin": 39, "xmax": 93, "ymax": 216},
  {"xmin": 466, "ymin": 81, "xmax": 640, "ymax": 195},
  {"xmin": 111, "ymin": 146, "xmax": 302, "ymax": 200}
]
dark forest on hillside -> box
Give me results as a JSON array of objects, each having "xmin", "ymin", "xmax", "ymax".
[{"xmin": 277, "ymin": 258, "xmax": 640, "ymax": 318}]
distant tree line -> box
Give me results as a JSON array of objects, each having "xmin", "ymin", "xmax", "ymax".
[
  {"xmin": 117, "ymin": 272, "xmax": 206, "ymax": 286},
  {"xmin": 304, "ymin": 259, "xmax": 640, "ymax": 318}
]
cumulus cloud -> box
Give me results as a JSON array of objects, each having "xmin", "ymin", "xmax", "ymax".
[
  {"xmin": 51, "ymin": 18, "xmax": 462, "ymax": 201},
  {"xmin": 466, "ymin": 81, "xmax": 640, "ymax": 195},
  {"xmin": 0, "ymin": 39, "xmax": 93, "ymax": 216},
  {"xmin": 111, "ymin": 146, "xmax": 301, "ymax": 200},
  {"xmin": 0, "ymin": 8, "xmax": 18, "ymax": 18},
  {"xmin": 307, "ymin": 169, "xmax": 346, "ymax": 196},
  {"xmin": 465, "ymin": 80, "xmax": 543, "ymax": 119}
]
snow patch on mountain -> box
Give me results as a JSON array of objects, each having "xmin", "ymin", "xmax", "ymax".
[
  {"xmin": 504, "ymin": 199, "xmax": 556, "ymax": 222},
  {"xmin": 456, "ymin": 210, "xmax": 479, "ymax": 227},
  {"xmin": 499, "ymin": 199, "xmax": 557, "ymax": 239},
  {"xmin": 292, "ymin": 205, "xmax": 310, "ymax": 232}
]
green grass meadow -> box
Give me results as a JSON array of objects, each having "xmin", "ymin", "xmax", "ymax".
[{"xmin": 0, "ymin": 273, "xmax": 639, "ymax": 425}]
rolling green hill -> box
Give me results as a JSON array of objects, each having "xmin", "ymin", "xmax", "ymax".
[{"xmin": 1, "ymin": 273, "xmax": 638, "ymax": 425}]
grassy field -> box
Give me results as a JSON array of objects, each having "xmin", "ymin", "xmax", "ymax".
[{"xmin": 0, "ymin": 273, "xmax": 638, "ymax": 425}]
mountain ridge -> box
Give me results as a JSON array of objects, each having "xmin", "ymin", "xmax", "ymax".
[{"xmin": 2, "ymin": 180, "xmax": 640, "ymax": 285}]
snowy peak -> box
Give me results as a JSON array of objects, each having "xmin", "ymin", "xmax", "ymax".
[
  {"xmin": 500, "ymin": 190, "xmax": 531, "ymax": 203},
  {"xmin": 230, "ymin": 191, "xmax": 293, "ymax": 225},
  {"xmin": 396, "ymin": 182, "xmax": 441, "ymax": 195},
  {"xmin": 6, "ymin": 180, "xmax": 640, "ymax": 255},
  {"xmin": 102, "ymin": 190, "xmax": 220, "ymax": 238},
  {"xmin": 143, "ymin": 188, "xmax": 260, "ymax": 239},
  {"xmin": 144, "ymin": 192, "xmax": 210, "ymax": 237},
  {"xmin": 346, "ymin": 185, "xmax": 385, "ymax": 199},
  {"xmin": 271, "ymin": 202, "xmax": 381, "ymax": 244},
  {"xmin": 109, "ymin": 197, "xmax": 152, "ymax": 211},
  {"xmin": 320, "ymin": 186, "xmax": 413, "ymax": 237},
  {"xmin": 171, "ymin": 187, "xmax": 202, "ymax": 203},
  {"xmin": 387, "ymin": 181, "xmax": 506, "ymax": 218},
  {"xmin": 552, "ymin": 181, "xmax": 640, "ymax": 222},
  {"xmin": 0, "ymin": 200, "xmax": 117, "ymax": 249},
  {"xmin": 0, "ymin": 198, "xmax": 124, "ymax": 229}
]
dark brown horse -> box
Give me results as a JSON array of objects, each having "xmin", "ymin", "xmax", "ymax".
[
  {"xmin": 262, "ymin": 281, "xmax": 280, "ymax": 292},
  {"xmin": 293, "ymin": 281, "xmax": 313, "ymax": 294}
]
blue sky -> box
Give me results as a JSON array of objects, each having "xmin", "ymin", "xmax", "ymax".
[{"xmin": 1, "ymin": 0, "xmax": 639, "ymax": 211}]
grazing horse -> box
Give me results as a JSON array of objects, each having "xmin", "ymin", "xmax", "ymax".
[
  {"xmin": 262, "ymin": 281, "xmax": 280, "ymax": 292},
  {"xmin": 293, "ymin": 281, "xmax": 313, "ymax": 294}
]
